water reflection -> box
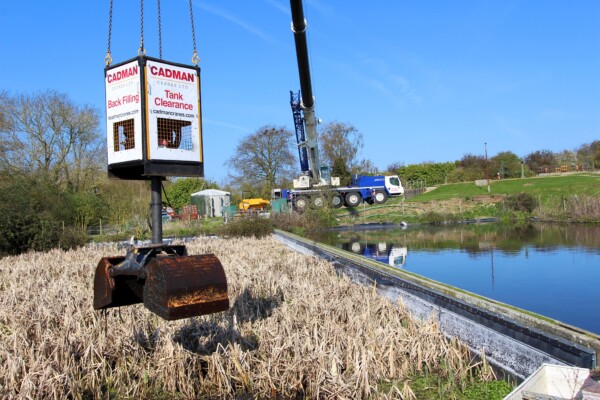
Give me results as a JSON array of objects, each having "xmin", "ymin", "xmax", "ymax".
[
  {"xmin": 316, "ymin": 223, "xmax": 600, "ymax": 334},
  {"xmin": 318, "ymin": 223, "xmax": 600, "ymax": 255},
  {"xmin": 339, "ymin": 241, "xmax": 407, "ymax": 268}
]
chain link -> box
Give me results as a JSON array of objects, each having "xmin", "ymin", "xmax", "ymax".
[
  {"xmin": 189, "ymin": 0, "xmax": 199, "ymax": 65},
  {"xmin": 157, "ymin": 0, "xmax": 162, "ymax": 59},
  {"xmin": 105, "ymin": 0, "xmax": 113, "ymax": 65},
  {"xmin": 139, "ymin": 0, "xmax": 146, "ymax": 55}
]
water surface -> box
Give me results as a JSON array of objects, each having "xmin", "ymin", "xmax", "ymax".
[{"xmin": 316, "ymin": 223, "xmax": 600, "ymax": 335}]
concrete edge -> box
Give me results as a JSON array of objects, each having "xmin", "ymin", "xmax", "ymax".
[{"xmin": 273, "ymin": 230, "xmax": 598, "ymax": 379}]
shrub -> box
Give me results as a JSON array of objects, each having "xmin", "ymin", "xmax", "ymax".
[
  {"xmin": 503, "ymin": 193, "xmax": 538, "ymax": 213},
  {"xmin": 58, "ymin": 227, "xmax": 89, "ymax": 250},
  {"xmin": 565, "ymin": 195, "xmax": 600, "ymax": 221},
  {"xmin": 218, "ymin": 215, "xmax": 273, "ymax": 238},
  {"xmin": 0, "ymin": 174, "xmax": 74, "ymax": 255},
  {"xmin": 392, "ymin": 162, "xmax": 456, "ymax": 185},
  {"xmin": 271, "ymin": 208, "xmax": 338, "ymax": 236},
  {"xmin": 420, "ymin": 211, "xmax": 447, "ymax": 225}
]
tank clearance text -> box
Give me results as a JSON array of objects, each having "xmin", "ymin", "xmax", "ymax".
[
  {"xmin": 154, "ymin": 90, "xmax": 194, "ymax": 110},
  {"xmin": 107, "ymin": 66, "xmax": 139, "ymax": 83},
  {"xmin": 149, "ymin": 66, "xmax": 195, "ymax": 82}
]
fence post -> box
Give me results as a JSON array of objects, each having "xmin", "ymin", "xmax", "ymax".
[
  {"xmin": 100, "ymin": 219, "xmax": 103, "ymax": 236},
  {"xmin": 362, "ymin": 200, "xmax": 366, "ymax": 224}
]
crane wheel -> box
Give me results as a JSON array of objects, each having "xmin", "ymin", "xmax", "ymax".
[
  {"xmin": 331, "ymin": 194, "xmax": 344, "ymax": 208},
  {"xmin": 345, "ymin": 192, "xmax": 362, "ymax": 207},
  {"xmin": 294, "ymin": 196, "xmax": 308, "ymax": 211},
  {"xmin": 373, "ymin": 190, "xmax": 388, "ymax": 204},
  {"xmin": 350, "ymin": 241, "xmax": 365, "ymax": 254},
  {"xmin": 312, "ymin": 195, "xmax": 325, "ymax": 208}
]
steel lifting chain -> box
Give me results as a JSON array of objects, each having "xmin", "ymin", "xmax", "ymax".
[
  {"xmin": 189, "ymin": 0, "xmax": 199, "ymax": 65},
  {"xmin": 105, "ymin": 0, "xmax": 113, "ymax": 65},
  {"xmin": 139, "ymin": 0, "xmax": 146, "ymax": 55},
  {"xmin": 157, "ymin": 0, "xmax": 163, "ymax": 59},
  {"xmin": 105, "ymin": 0, "xmax": 194, "ymax": 63}
]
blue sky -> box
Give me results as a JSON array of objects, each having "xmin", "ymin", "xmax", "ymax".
[{"xmin": 1, "ymin": 1, "xmax": 599, "ymax": 184}]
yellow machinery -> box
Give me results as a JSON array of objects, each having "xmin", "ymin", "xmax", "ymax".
[{"xmin": 238, "ymin": 191, "xmax": 270, "ymax": 213}]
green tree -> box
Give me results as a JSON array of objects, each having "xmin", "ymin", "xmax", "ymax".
[
  {"xmin": 69, "ymin": 190, "xmax": 107, "ymax": 233},
  {"xmin": 555, "ymin": 150, "xmax": 578, "ymax": 168},
  {"xmin": 454, "ymin": 154, "xmax": 489, "ymax": 182},
  {"xmin": 577, "ymin": 141, "xmax": 600, "ymax": 169},
  {"xmin": 0, "ymin": 172, "xmax": 86, "ymax": 255},
  {"xmin": 491, "ymin": 151, "xmax": 522, "ymax": 179},
  {"xmin": 97, "ymin": 180, "xmax": 150, "ymax": 226},
  {"xmin": 390, "ymin": 162, "xmax": 456, "ymax": 185},
  {"xmin": 524, "ymin": 149, "xmax": 556, "ymax": 173},
  {"xmin": 331, "ymin": 157, "xmax": 352, "ymax": 185},
  {"xmin": 164, "ymin": 178, "xmax": 218, "ymax": 211}
]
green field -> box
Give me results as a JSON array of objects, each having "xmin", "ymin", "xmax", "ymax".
[
  {"xmin": 332, "ymin": 172, "xmax": 600, "ymax": 225},
  {"xmin": 411, "ymin": 173, "xmax": 600, "ymax": 202}
]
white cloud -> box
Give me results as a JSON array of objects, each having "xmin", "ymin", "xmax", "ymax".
[
  {"xmin": 345, "ymin": 57, "xmax": 421, "ymax": 106},
  {"xmin": 203, "ymin": 118, "xmax": 250, "ymax": 133},
  {"xmin": 197, "ymin": 3, "xmax": 280, "ymax": 45},
  {"xmin": 265, "ymin": 0, "xmax": 290, "ymax": 16}
]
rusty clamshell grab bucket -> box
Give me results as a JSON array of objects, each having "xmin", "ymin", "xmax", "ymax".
[
  {"xmin": 93, "ymin": 178, "xmax": 229, "ymax": 321},
  {"xmin": 93, "ymin": 244, "xmax": 229, "ymax": 320}
]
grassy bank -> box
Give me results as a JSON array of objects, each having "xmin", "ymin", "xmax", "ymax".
[
  {"xmin": 413, "ymin": 173, "xmax": 600, "ymax": 201},
  {"xmin": 336, "ymin": 172, "xmax": 600, "ymax": 225},
  {"xmin": 0, "ymin": 236, "xmax": 511, "ymax": 399}
]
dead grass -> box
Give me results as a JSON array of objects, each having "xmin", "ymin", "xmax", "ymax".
[
  {"xmin": 566, "ymin": 195, "xmax": 600, "ymax": 220},
  {"xmin": 0, "ymin": 236, "xmax": 492, "ymax": 399}
]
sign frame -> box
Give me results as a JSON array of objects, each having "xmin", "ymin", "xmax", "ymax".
[{"xmin": 104, "ymin": 56, "xmax": 205, "ymax": 180}]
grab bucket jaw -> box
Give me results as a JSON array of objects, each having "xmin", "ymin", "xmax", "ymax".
[
  {"xmin": 144, "ymin": 254, "xmax": 229, "ymax": 320},
  {"xmin": 94, "ymin": 255, "xmax": 142, "ymax": 310},
  {"xmin": 93, "ymin": 244, "xmax": 229, "ymax": 320}
]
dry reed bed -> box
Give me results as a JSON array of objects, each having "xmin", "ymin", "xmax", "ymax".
[{"xmin": 0, "ymin": 236, "xmax": 487, "ymax": 399}]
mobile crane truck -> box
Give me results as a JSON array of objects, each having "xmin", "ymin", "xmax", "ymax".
[{"xmin": 275, "ymin": 0, "xmax": 404, "ymax": 211}]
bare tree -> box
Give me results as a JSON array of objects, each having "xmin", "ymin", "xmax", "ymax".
[
  {"xmin": 1, "ymin": 91, "xmax": 103, "ymax": 191},
  {"xmin": 226, "ymin": 125, "xmax": 296, "ymax": 195},
  {"xmin": 318, "ymin": 121, "xmax": 363, "ymax": 172},
  {"xmin": 0, "ymin": 91, "xmax": 16, "ymax": 169},
  {"xmin": 353, "ymin": 159, "xmax": 379, "ymax": 175}
]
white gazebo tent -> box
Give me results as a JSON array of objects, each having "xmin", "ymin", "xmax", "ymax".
[{"xmin": 190, "ymin": 189, "xmax": 231, "ymax": 218}]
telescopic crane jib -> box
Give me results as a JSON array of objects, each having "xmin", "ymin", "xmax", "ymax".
[
  {"xmin": 93, "ymin": 0, "xmax": 229, "ymax": 321},
  {"xmin": 289, "ymin": 0, "xmax": 340, "ymax": 190},
  {"xmin": 279, "ymin": 0, "xmax": 405, "ymax": 211}
]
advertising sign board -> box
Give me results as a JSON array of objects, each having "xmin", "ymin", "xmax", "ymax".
[
  {"xmin": 145, "ymin": 60, "xmax": 202, "ymax": 162},
  {"xmin": 105, "ymin": 60, "xmax": 143, "ymax": 165}
]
